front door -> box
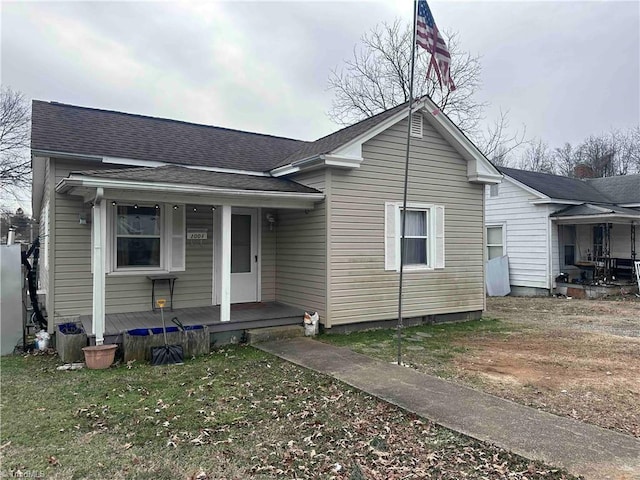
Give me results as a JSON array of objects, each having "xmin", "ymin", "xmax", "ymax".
[{"xmin": 230, "ymin": 208, "xmax": 258, "ymax": 303}]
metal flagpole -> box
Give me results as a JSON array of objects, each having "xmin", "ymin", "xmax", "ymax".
[{"xmin": 397, "ymin": 0, "xmax": 419, "ymax": 365}]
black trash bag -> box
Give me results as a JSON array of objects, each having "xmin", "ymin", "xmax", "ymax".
[{"xmin": 151, "ymin": 343, "xmax": 184, "ymax": 366}]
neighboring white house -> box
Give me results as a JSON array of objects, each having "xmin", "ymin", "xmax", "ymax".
[{"xmin": 486, "ymin": 167, "xmax": 640, "ymax": 296}]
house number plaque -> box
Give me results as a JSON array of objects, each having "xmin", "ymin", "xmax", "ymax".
[{"xmin": 187, "ymin": 229, "xmax": 207, "ymax": 240}]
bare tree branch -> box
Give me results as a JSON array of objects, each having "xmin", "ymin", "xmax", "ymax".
[
  {"xmin": 1, "ymin": 86, "xmax": 31, "ymax": 193},
  {"xmin": 327, "ymin": 20, "xmax": 524, "ymax": 162}
]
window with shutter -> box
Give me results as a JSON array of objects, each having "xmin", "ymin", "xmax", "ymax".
[
  {"xmin": 384, "ymin": 202, "xmax": 445, "ymax": 271},
  {"xmin": 98, "ymin": 203, "xmax": 186, "ymax": 273}
]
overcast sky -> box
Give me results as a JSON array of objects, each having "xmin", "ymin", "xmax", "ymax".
[{"xmin": 1, "ymin": 1, "xmax": 639, "ymax": 162}]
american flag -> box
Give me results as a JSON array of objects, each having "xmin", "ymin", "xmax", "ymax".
[{"xmin": 416, "ymin": 0, "xmax": 456, "ymax": 91}]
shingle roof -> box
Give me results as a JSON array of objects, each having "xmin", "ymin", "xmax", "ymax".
[
  {"xmin": 31, "ymin": 101, "xmax": 309, "ymax": 172},
  {"xmin": 75, "ymin": 166, "xmax": 322, "ymax": 194},
  {"xmin": 498, "ymin": 167, "xmax": 614, "ymax": 203},
  {"xmin": 551, "ymin": 203, "xmax": 640, "ymax": 218},
  {"xmin": 586, "ymin": 174, "xmax": 640, "ymax": 204},
  {"xmin": 273, "ymin": 102, "xmax": 410, "ymax": 167}
]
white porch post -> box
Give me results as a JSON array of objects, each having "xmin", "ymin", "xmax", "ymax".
[
  {"xmin": 220, "ymin": 205, "xmax": 231, "ymax": 322},
  {"xmin": 92, "ymin": 189, "xmax": 106, "ymax": 344}
]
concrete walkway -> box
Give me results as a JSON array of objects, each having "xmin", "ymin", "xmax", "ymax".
[{"xmin": 257, "ymin": 338, "xmax": 640, "ymax": 480}]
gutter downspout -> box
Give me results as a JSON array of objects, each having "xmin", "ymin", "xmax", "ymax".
[
  {"xmin": 547, "ymin": 212, "xmax": 554, "ymax": 293},
  {"xmin": 92, "ymin": 188, "xmax": 106, "ymax": 345}
]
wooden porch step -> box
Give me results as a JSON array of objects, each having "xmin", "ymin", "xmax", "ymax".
[{"xmin": 245, "ymin": 325, "xmax": 305, "ymax": 344}]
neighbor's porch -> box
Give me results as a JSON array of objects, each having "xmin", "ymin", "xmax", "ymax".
[
  {"xmin": 80, "ymin": 302, "xmax": 306, "ymax": 345},
  {"xmin": 553, "ymin": 206, "xmax": 638, "ymax": 289}
]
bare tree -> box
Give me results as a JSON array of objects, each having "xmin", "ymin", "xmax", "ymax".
[
  {"xmin": 478, "ymin": 109, "xmax": 526, "ymax": 166},
  {"xmin": 525, "ymin": 127, "xmax": 640, "ymax": 178},
  {"xmin": 328, "ymin": 20, "xmax": 484, "ymax": 133},
  {"xmin": 328, "ymin": 20, "xmax": 525, "ymax": 162},
  {"xmin": 519, "ymin": 138, "xmax": 554, "ymax": 173},
  {"xmin": 553, "ymin": 143, "xmax": 575, "ymax": 177},
  {"xmin": 1, "ymin": 86, "xmax": 31, "ymax": 192}
]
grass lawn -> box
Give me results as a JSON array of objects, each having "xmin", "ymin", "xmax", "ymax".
[
  {"xmin": 0, "ymin": 346, "xmax": 577, "ymax": 479},
  {"xmin": 319, "ymin": 318, "xmax": 512, "ymax": 378}
]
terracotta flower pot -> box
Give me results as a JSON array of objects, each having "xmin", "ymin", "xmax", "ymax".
[{"xmin": 82, "ymin": 344, "xmax": 118, "ymax": 369}]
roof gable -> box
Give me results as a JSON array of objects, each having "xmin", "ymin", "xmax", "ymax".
[{"xmin": 272, "ymin": 102, "xmax": 409, "ymax": 168}]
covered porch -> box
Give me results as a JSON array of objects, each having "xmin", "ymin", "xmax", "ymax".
[
  {"xmin": 55, "ymin": 165, "xmax": 325, "ymax": 344},
  {"xmin": 553, "ymin": 204, "xmax": 639, "ymax": 288}
]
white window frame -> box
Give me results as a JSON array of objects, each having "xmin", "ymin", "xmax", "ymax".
[
  {"xmin": 400, "ymin": 206, "xmax": 431, "ymax": 271},
  {"xmin": 105, "ymin": 200, "xmax": 186, "ymax": 276},
  {"xmin": 112, "ymin": 203, "xmax": 165, "ymax": 273},
  {"xmin": 486, "ymin": 223, "xmax": 506, "ymax": 260},
  {"xmin": 385, "ymin": 201, "xmax": 445, "ymax": 272}
]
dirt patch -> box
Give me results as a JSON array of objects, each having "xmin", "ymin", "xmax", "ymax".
[{"xmin": 453, "ymin": 296, "xmax": 640, "ymax": 437}]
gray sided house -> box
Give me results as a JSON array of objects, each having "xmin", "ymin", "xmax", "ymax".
[
  {"xmin": 485, "ymin": 167, "xmax": 640, "ymax": 296},
  {"xmin": 31, "ymin": 98, "xmax": 501, "ymax": 345}
]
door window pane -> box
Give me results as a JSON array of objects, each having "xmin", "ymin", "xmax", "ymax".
[
  {"xmin": 487, "ymin": 226, "xmax": 504, "ymax": 260},
  {"xmin": 488, "ymin": 245, "xmax": 503, "ymax": 260},
  {"xmin": 231, "ymin": 214, "xmax": 251, "ymax": 273}
]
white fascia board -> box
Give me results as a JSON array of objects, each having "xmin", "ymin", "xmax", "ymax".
[
  {"xmin": 31, "ymin": 149, "xmax": 103, "ymax": 162},
  {"xmin": 620, "ymin": 203, "xmax": 640, "ymax": 208},
  {"xmin": 32, "ymin": 149, "xmax": 268, "ymax": 177},
  {"xmin": 102, "ymin": 156, "xmax": 269, "ymax": 177},
  {"xmin": 323, "ymin": 154, "xmax": 363, "ymax": 168},
  {"xmin": 530, "ymin": 198, "xmax": 584, "ymax": 206},
  {"xmin": 270, "ymin": 154, "xmax": 362, "ymax": 177},
  {"xmin": 56, "ymin": 175, "xmax": 325, "ymax": 201},
  {"xmin": 502, "ymin": 174, "xmax": 549, "ymax": 200},
  {"xmin": 419, "ymin": 96, "xmax": 501, "ymax": 185},
  {"xmin": 270, "ymin": 164, "xmax": 301, "ymax": 177},
  {"xmin": 31, "ymin": 156, "xmax": 47, "ymax": 220},
  {"xmin": 552, "ymin": 213, "xmax": 640, "ymax": 223}
]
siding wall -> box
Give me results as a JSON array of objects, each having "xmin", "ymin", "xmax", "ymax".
[
  {"xmin": 52, "ymin": 159, "xmax": 213, "ymax": 317},
  {"xmin": 485, "ymin": 179, "xmax": 550, "ymax": 289},
  {"xmin": 328, "ymin": 117, "xmax": 485, "ymax": 326},
  {"xmin": 275, "ymin": 170, "xmax": 326, "ymax": 320}
]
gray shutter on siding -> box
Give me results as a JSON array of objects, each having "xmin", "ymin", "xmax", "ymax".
[
  {"xmin": 434, "ymin": 205, "xmax": 445, "ymax": 269},
  {"xmin": 169, "ymin": 205, "xmax": 186, "ymax": 272},
  {"xmin": 385, "ymin": 202, "xmax": 398, "ymax": 271}
]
